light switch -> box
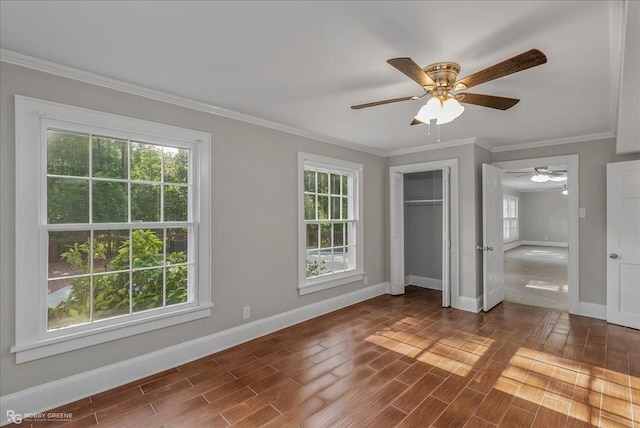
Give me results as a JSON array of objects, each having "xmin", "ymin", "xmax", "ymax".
[{"xmin": 578, "ymin": 208, "xmax": 586, "ymax": 218}]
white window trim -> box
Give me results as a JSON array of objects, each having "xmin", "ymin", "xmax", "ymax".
[
  {"xmin": 13, "ymin": 96, "xmax": 212, "ymax": 363},
  {"xmin": 297, "ymin": 152, "xmax": 364, "ymax": 295}
]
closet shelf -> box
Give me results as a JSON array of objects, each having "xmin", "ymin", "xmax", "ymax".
[{"xmin": 404, "ymin": 199, "xmax": 443, "ymax": 205}]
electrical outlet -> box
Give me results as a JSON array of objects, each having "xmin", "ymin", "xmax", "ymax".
[{"xmin": 243, "ymin": 306, "xmax": 251, "ymax": 319}]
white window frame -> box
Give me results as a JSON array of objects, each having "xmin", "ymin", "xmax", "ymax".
[
  {"xmin": 13, "ymin": 96, "xmax": 212, "ymax": 363},
  {"xmin": 297, "ymin": 153, "xmax": 364, "ymax": 295},
  {"xmin": 503, "ymin": 193, "xmax": 519, "ymax": 242}
]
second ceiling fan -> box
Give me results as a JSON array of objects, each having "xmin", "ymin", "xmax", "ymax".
[{"xmin": 351, "ymin": 49, "xmax": 547, "ymax": 125}]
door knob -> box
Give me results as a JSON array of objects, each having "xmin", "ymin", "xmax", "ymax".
[{"xmin": 609, "ymin": 253, "xmax": 618, "ymax": 259}]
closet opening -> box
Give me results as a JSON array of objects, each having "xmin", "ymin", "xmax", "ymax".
[
  {"xmin": 404, "ymin": 171, "xmax": 444, "ymax": 292},
  {"xmin": 389, "ymin": 159, "xmax": 459, "ymax": 308}
]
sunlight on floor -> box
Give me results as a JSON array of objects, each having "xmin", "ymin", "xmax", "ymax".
[
  {"xmin": 365, "ymin": 320, "xmax": 638, "ymax": 427},
  {"xmin": 525, "ymin": 281, "xmax": 568, "ymax": 292},
  {"xmin": 494, "ymin": 347, "xmax": 638, "ymax": 426}
]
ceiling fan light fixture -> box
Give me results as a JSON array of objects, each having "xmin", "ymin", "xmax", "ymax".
[
  {"xmin": 436, "ymin": 97, "xmax": 464, "ymax": 125},
  {"xmin": 530, "ymin": 174, "xmax": 550, "ymax": 183},
  {"xmin": 562, "ymin": 189, "xmax": 568, "ymax": 195},
  {"xmin": 414, "ymin": 96, "xmax": 441, "ymax": 122},
  {"xmin": 549, "ymin": 176, "xmax": 567, "ymax": 182}
]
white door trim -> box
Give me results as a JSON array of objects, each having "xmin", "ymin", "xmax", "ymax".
[
  {"xmin": 389, "ymin": 159, "xmax": 459, "ymax": 309},
  {"xmin": 494, "ymin": 154, "xmax": 579, "ymax": 315}
]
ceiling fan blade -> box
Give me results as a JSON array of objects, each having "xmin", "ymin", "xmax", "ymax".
[
  {"xmin": 456, "ymin": 93, "xmax": 520, "ymax": 110},
  {"xmin": 387, "ymin": 58, "xmax": 436, "ymax": 89},
  {"xmin": 351, "ymin": 95, "xmax": 420, "ymax": 110},
  {"xmin": 454, "ymin": 49, "xmax": 547, "ymax": 90},
  {"xmin": 410, "ymin": 118, "xmax": 424, "ymax": 126}
]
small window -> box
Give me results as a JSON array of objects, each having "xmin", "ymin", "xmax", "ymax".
[
  {"xmin": 503, "ymin": 194, "xmax": 519, "ymax": 242},
  {"xmin": 298, "ymin": 153, "xmax": 363, "ymax": 295},
  {"xmin": 13, "ymin": 96, "xmax": 212, "ymax": 363}
]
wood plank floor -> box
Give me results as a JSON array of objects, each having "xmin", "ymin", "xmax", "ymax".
[{"xmin": 27, "ymin": 287, "xmax": 640, "ymax": 428}]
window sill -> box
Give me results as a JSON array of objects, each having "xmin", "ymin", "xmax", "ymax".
[
  {"xmin": 298, "ymin": 271, "xmax": 364, "ymax": 296},
  {"xmin": 11, "ymin": 305, "xmax": 213, "ymax": 363}
]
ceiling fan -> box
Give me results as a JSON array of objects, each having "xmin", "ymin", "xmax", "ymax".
[
  {"xmin": 351, "ymin": 49, "xmax": 547, "ymax": 125},
  {"xmin": 506, "ymin": 166, "xmax": 567, "ymax": 183}
]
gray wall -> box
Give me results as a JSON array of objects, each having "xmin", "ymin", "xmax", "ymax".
[
  {"xmin": 404, "ymin": 171, "xmax": 442, "ymax": 280},
  {"xmin": 492, "ymin": 138, "xmax": 639, "ymax": 305},
  {"xmin": 519, "ymin": 191, "xmax": 568, "ymax": 243},
  {"xmin": 0, "ymin": 62, "xmax": 387, "ymax": 395}
]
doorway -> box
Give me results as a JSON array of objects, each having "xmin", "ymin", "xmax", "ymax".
[
  {"xmin": 492, "ymin": 155, "xmax": 579, "ymax": 314},
  {"xmin": 389, "ymin": 159, "xmax": 459, "ymax": 308}
]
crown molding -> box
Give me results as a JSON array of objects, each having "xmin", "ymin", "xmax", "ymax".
[
  {"xmin": 491, "ymin": 132, "xmax": 615, "ymax": 153},
  {"xmin": 0, "ymin": 49, "xmax": 387, "ymax": 158},
  {"xmin": 386, "ymin": 137, "xmax": 478, "ymax": 157}
]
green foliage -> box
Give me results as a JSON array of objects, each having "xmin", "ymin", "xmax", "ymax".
[
  {"xmin": 48, "ymin": 230, "xmax": 188, "ymax": 328},
  {"xmin": 305, "ymin": 258, "xmax": 327, "ymax": 278}
]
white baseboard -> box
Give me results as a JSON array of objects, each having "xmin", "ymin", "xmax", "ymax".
[
  {"xmin": 405, "ymin": 275, "xmax": 442, "ymax": 290},
  {"xmin": 520, "ymin": 240, "xmax": 569, "ymax": 248},
  {"xmin": 0, "ymin": 282, "xmax": 388, "ymax": 424},
  {"xmin": 457, "ymin": 295, "xmax": 483, "ymax": 313},
  {"xmin": 503, "ymin": 240, "xmax": 522, "ymax": 251},
  {"xmin": 578, "ymin": 301, "xmax": 607, "ymax": 320}
]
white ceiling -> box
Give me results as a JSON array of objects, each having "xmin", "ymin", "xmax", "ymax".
[{"xmin": 0, "ymin": 1, "xmax": 624, "ymax": 155}]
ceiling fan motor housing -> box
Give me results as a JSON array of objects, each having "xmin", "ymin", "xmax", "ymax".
[{"xmin": 424, "ymin": 62, "xmax": 461, "ymax": 89}]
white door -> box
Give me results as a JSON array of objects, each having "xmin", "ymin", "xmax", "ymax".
[
  {"xmin": 482, "ymin": 164, "xmax": 505, "ymax": 311},
  {"xmin": 607, "ymin": 160, "xmax": 640, "ymax": 329},
  {"xmin": 390, "ymin": 172, "xmax": 405, "ymax": 295}
]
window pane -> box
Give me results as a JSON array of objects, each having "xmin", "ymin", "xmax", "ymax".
[
  {"xmin": 47, "ymin": 130, "xmax": 89, "ymax": 177},
  {"xmin": 504, "ymin": 222, "xmax": 509, "ymax": 239},
  {"xmin": 166, "ymin": 264, "xmax": 188, "ymax": 306},
  {"xmin": 93, "ymin": 181, "xmax": 128, "ymax": 223},
  {"xmin": 333, "ymin": 247, "xmax": 347, "ymax": 272},
  {"xmin": 132, "ymin": 268, "xmax": 163, "ymax": 312},
  {"xmin": 130, "ymin": 142, "xmax": 161, "ymax": 182},
  {"xmin": 306, "ymin": 251, "xmax": 325, "ymax": 278},
  {"xmin": 94, "ymin": 272, "xmax": 130, "ymax": 320},
  {"xmin": 319, "ymin": 252, "xmax": 332, "ymax": 275},
  {"xmin": 164, "ymin": 185, "xmax": 188, "ymax": 221},
  {"xmin": 304, "ymin": 170, "xmax": 316, "ymax": 193},
  {"xmin": 47, "ymin": 177, "xmax": 89, "ymax": 224},
  {"xmin": 48, "ymin": 276, "xmax": 90, "ymax": 330},
  {"xmin": 163, "ymin": 147, "xmax": 189, "ymax": 184},
  {"xmin": 131, "ymin": 183, "xmax": 161, "ymax": 222},
  {"xmin": 334, "ymin": 223, "xmax": 344, "ymax": 246},
  {"xmin": 344, "ymin": 223, "xmax": 351, "ymax": 246},
  {"xmin": 93, "ymin": 136, "xmax": 128, "ymax": 179},
  {"xmin": 331, "ymin": 196, "xmax": 341, "ymax": 219},
  {"xmin": 131, "ymin": 229, "xmax": 164, "ymax": 269},
  {"xmin": 317, "ymin": 172, "xmax": 329, "ymax": 194},
  {"xmin": 304, "ymin": 194, "xmax": 316, "ymax": 220},
  {"xmin": 320, "ymin": 223, "xmax": 332, "ymax": 249},
  {"xmin": 342, "ymin": 197, "xmax": 349, "ymax": 220},
  {"xmin": 330, "ymin": 174, "xmax": 341, "ymax": 195},
  {"xmin": 318, "ymin": 195, "xmax": 328, "ymax": 220},
  {"xmin": 94, "ymin": 230, "xmax": 130, "ymax": 272},
  {"xmin": 166, "ymin": 228, "xmax": 189, "ymax": 263},
  {"xmin": 48, "ymin": 231, "xmax": 91, "ymax": 279},
  {"xmin": 306, "ymin": 224, "xmax": 319, "ymax": 249},
  {"xmin": 342, "ymin": 175, "xmax": 348, "ymax": 196}
]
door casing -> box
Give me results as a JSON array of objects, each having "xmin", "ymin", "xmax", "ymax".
[{"xmin": 389, "ymin": 159, "xmax": 459, "ymax": 309}]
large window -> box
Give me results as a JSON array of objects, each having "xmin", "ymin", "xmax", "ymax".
[
  {"xmin": 503, "ymin": 194, "xmax": 519, "ymax": 242},
  {"xmin": 298, "ymin": 153, "xmax": 363, "ymax": 295},
  {"xmin": 13, "ymin": 96, "xmax": 212, "ymax": 363}
]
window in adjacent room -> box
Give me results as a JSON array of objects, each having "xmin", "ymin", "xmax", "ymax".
[
  {"xmin": 13, "ymin": 96, "xmax": 212, "ymax": 363},
  {"xmin": 298, "ymin": 153, "xmax": 363, "ymax": 295},
  {"xmin": 503, "ymin": 194, "xmax": 519, "ymax": 242}
]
